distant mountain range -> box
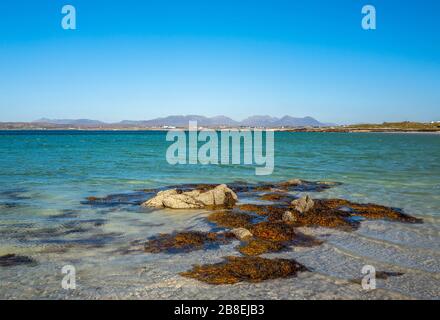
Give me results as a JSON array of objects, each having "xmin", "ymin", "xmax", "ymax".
[{"xmin": 32, "ymin": 115, "xmax": 333, "ymax": 128}]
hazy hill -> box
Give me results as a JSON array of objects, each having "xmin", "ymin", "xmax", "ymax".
[
  {"xmin": 273, "ymin": 116, "xmax": 324, "ymax": 127},
  {"xmin": 31, "ymin": 115, "xmax": 329, "ymax": 128},
  {"xmin": 241, "ymin": 115, "xmax": 279, "ymax": 127},
  {"xmin": 124, "ymin": 115, "xmax": 239, "ymax": 127},
  {"xmin": 118, "ymin": 115, "xmax": 327, "ymax": 127}
]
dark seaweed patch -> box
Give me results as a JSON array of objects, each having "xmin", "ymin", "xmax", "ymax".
[
  {"xmin": 237, "ymin": 239, "xmax": 287, "ymax": 256},
  {"xmin": 207, "ymin": 210, "xmax": 254, "ymax": 229},
  {"xmin": 350, "ymin": 270, "xmax": 404, "ymax": 285},
  {"xmin": 83, "ymin": 191, "xmax": 153, "ymax": 206},
  {"xmin": 181, "ymin": 256, "xmax": 308, "ymax": 284},
  {"xmin": 0, "ymin": 254, "xmax": 37, "ymax": 267},
  {"xmin": 144, "ymin": 231, "xmax": 234, "ymax": 254}
]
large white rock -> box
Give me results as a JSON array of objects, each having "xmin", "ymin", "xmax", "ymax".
[
  {"xmin": 210, "ymin": 184, "xmax": 238, "ymax": 206},
  {"xmin": 196, "ymin": 189, "xmax": 215, "ymax": 206},
  {"xmin": 142, "ymin": 189, "xmax": 178, "ymax": 207},
  {"xmin": 141, "ymin": 184, "xmax": 238, "ymax": 209},
  {"xmin": 162, "ymin": 193, "xmax": 204, "ymax": 209}
]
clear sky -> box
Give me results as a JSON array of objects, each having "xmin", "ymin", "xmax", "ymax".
[{"xmin": 0, "ymin": 0, "xmax": 439, "ymax": 124}]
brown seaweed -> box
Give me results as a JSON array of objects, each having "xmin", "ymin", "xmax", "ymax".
[
  {"xmin": 144, "ymin": 231, "xmax": 234, "ymax": 253},
  {"xmin": 180, "ymin": 256, "xmax": 308, "ymax": 284},
  {"xmin": 251, "ymin": 221, "xmax": 297, "ymax": 242},
  {"xmin": 207, "ymin": 210, "xmax": 254, "ymax": 229},
  {"xmin": 100, "ymin": 179, "xmax": 423, "ymax": 286},
  {"xmin": 237, "ymin": 239, "xmax": 286, "ymax": 256}
]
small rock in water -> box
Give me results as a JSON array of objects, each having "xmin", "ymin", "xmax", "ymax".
[
  {"xmin": 291, "ymin": 195, "xmax": 315, "ymax": 214},
  {"xmin": 282, "ymin": 211, "xmax": 298, "ymax": 223},
  {"xmin": 231, "ymin": 227, "xmax": 253, "ymax": 240}
]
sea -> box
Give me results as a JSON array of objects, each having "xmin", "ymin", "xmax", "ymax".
[{"xmin": 0, "ymin": 131, "xmax": 439, "ymax": 299}]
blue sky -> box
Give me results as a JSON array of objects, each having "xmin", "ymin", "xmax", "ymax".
[{"xmin": 0, "ymin": 0, "xmax": 439, "ymax": 124}]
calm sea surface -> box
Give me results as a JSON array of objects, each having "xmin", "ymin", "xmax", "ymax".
[{"xmin": 0, "ymin": 131, "xmax": 439, "ymax": 299}]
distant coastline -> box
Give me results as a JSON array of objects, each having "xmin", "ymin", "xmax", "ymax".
[
  {"xmin": 0, "ymin": 117, "xmax": 439, "ymax": 133},
  {"xmin": 1, "ymin": 127, "xmax": 439, "ymax": 133},
  {"xmin": 1, "ymin": 125, "xmax": 440, "ymax": 133}
]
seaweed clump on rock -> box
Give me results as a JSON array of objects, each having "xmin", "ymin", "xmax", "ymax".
[
  {"xmin": 180, "ymin": 256, "xmax": 308, "ymax": 284},
  {"xmin": 327, "ymin": 200, "xmax": 422, "ymax": 223},
  {"xmin": 144, "ymin": 231, "xmax": 234, "ymax": 253},
  {"xmin": 258, "ymin": 195, "xmax": 425, "ymax": 230},
  {"xmin": 292, "ymin": 200, "xmax": 357, "ymax": 230},
  {"xmin": 299, "ymin": 198, "xmax": 423, "ymax": 227}
]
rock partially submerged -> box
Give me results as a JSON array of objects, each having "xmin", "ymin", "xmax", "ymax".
[
  {"xmin": 231, "ymin": 227, "xmax": 253, "ymax": 241},
  {"xmin": 292, "ymin": 200, "xmax": 357, "ymax": 230},
  {"xmin": 237, "ymin": 196, "xmax": 422, "ymax": 230},
  {"xmin": 282, "ymin": 211, "xmax": 297, "ymax": 223},
  {"xmin": 142, "ymin": 184, "xmax": 238, "ymax": 209},
  {"xmin": 291, "ymin": 195, "xmax": 315, "ymax": 214},
  {"xmin": 180, "ymin": 256, "xmax": 308, "ymax": 285},
  {"xmin": 0, "ymin": 254, "xmax": 36, "ymax": 267},
  {"xmin": 84, "ymin": 179, "xmax": 340, "ymax": 208},
  {"xmin": 310, "ymin": 199, "xmax": 423, "ymax": 226}
]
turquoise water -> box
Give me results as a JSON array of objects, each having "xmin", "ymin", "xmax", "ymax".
[{"xmin": 0, "ymin": 131, "xmax": 439, "ymax": 299}]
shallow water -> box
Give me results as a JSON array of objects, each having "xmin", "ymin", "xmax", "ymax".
[{"xmin": 0, "ymin": 131, "xmax": 439, "ymax": 299}]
